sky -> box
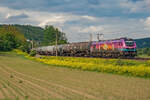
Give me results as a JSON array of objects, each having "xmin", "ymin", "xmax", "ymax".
[{"xmin": 0, "ymin": 0, "xmax": 150, "ymax": 42}]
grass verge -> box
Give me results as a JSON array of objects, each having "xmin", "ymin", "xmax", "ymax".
[{"xmin": 14, "ymin": 50, "xmax": 150, "ymax": 78}]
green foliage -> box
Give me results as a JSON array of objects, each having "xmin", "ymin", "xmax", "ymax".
[
  {"xmin": 115, "ymin": 59, "xmax": 136, "ymax": 66},
  {"xmin": 0, "ymin": 24, "xmax": 68, "ymax": 47},
  {"xmin": 115, "ymin": 59, "xmax": 124, "ymax": 66},
  {"xmin": 137, "ymin": 48, "xmax": 150, "ymax": 56},
  {"xmin": 14, "ymin": 24, "xmax": 44, "ymax": 42},
  {"xmin": 0, "ymin": 33, "xmax": 20, "ymax": 51},
  {"xmin": 19, "ymin": 42, "xmax": 31, "ymax": 53},
  {"xmin": 0, "ymin": 25, "xmax": 26, "ymax": 42},
  {"xmin": 0, "ymin": 25, "xmax": 26, "ymax": 51},
  {"xmin": 148, "ymin": 52, "xmax": 150, "ymax": 56},
  {"xmin": 0, "ymin": 24, "xmax": 44, "ymax": 42},
  {"xmin": 43, "ymin": 25, "xmax": 68, "ymax": 45},
  {"xmin": 30, "ymin": 50, "xmax": 36, "ymax": 57}
]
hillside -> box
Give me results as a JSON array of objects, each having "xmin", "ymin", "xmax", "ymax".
[
  {"xmin": 0, "ymin": 24, "xmax": 44, "ymax": 42},
  {"xmin": 135, "ymin": 38, "xmax": 150, "ymax": 48}
]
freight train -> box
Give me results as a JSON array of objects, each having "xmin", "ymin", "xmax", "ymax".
[{"xmin": 35, "ymin": 37, "xmax": 137, "ymax": 58}]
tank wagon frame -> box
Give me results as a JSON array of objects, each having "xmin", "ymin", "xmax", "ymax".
[{"xmin": 35, "ymin": 38, "xmax": 137, "ymax": 58}]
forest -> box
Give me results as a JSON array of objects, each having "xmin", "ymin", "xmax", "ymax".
[{"xmin": 0, "ymin": 24, "xmax": 68, "ymax": 52}]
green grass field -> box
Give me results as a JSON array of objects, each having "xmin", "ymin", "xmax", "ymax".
[
  {"xmin": 138, "ymin": 54, "xmax": 150, "ymax": 58},
  {"xmin": 0, "ymin": 52, "xmax": 150, "ymax": 100}
]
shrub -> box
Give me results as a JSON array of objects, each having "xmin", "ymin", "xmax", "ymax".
[
  {"xmin": 19, "ymin": 42, "xmax": 31, "ymax": 53},
  {"xmin": 29, "ymin": 50, "xmax": 36, "ymax": 57},
  {"xmin": 147, "ymin": 49, "xmax": 150, "ymax": 56}
]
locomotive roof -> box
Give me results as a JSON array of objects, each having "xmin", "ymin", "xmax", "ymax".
[
  {"xmin": 98, "ymin": 37, "xmax": 133, "ymax": 42},
  {"xmin": 66, "ymin": 37, "xmax": 134, "ymax": 45}
]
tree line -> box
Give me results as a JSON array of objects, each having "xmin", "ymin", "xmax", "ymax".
[
  {"xmin": 137, "ymin": 48, "xmax": 150, "ymax": 56},
  {"xmin": 0, "ymin": 24, "xmax": 68, "ymax": 52}
]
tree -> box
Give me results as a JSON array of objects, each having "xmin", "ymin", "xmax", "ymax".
[
  {"xmin": 19, "ymin": 42, "xmax": 31, "ymax": 53},
  {"xmin": 0, "ymin": 25, "xmax": 26, "ymax": 42},
  {"xmin": 147, "ymin": 48, "xmax": 150, "ymax": 56},
  {"xmin": 0, "ymin": 25, "xmax": 26, "ymax": 51},
  {"xmin": 0, "ymin": 33, "xmax": 17, "ymax": 51},
  {"xmin": 43, "ymin": 25, "xmax": 67, "ymax": 45}
]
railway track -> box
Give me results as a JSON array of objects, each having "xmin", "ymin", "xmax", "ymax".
[
  {"xmin": 128, "ymin": 57, "xmax": 150, "ymax": 61},
  {"xmin": 93, "ymin": 57, "xmax": 150, "ymax": 61},
  {"xmin": 38, "ymin": 54, "xmax": 150, "ymax": 61}
]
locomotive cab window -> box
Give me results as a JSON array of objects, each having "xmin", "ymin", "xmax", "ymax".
[{"xmin": 125, "ymin": 41, "xmax": 134, "ymax": 46}]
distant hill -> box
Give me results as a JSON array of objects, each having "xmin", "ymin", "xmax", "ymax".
[
  {"xmin": 135, "ymin": 38, "xmax": 150, "ymax": 48},
  {"xmin": 0, "ymin": 24, "xmax": 44, "ymax": 42}
]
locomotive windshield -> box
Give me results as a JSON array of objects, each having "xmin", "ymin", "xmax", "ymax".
[{"xmin": 125, "ymin": 41, "xmax": 134, "ymax": 46}]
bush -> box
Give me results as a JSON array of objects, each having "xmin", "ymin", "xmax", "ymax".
[
  {"xmin": 29, "ymin": 50, "xmax": 36, "ymax": 57},
  {"xmin": 19, "ymin": 42, "xmax": 31, "ymax": 53},
  {"xmin": 147, "ymin": 49, "xmax": 150, "ymax": 56}
]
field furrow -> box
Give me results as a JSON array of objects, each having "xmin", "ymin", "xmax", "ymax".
[
  {"xmin": 0, "ymin": 79, "xmax": 19, "ymax": 99},
  {"xmin": 0, "ymin": 82, "xmax": 11, "ymax": 99},
  {"xmin": 0, "ymin": 64, "xmax": 67, "ymax": 100},
  {"xmin": 0, "ymin": 68, "xmax": 39, "ymax": 100},
  {"xmin": 0, "ymin": 63, "xmax": 99, "ymax": 100},
  {"xmin": 0, "ymin": 53, "xmax": 150, "ymax": 100},
  {"xmin": 0, "ymin": 68, "xmax": 60, "ymax": 100},
  {"xmin": 0, "ymin": 82, "xmax": 5, "ymax": 99}
]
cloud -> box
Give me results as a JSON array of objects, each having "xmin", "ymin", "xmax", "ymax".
[
  {"xmin": 38, "ymin": 13, "xmax": 99, "ymax": 27},
  {"xmin": 38, "ymin": 16, "xmax": 66, "ymax": 27},
  {"xmin": 81, "ymin": 15, "xmax": 98, "ymax": 21},
  {"xmin": 79, "ymin": 26, "xmax": 104, "ymax": 33},
  {"xmin": 1, "ymin": 0, "xmax": 150, "ymax": 18},
  {"xmin": 6, "ymin": 13, "xmax": 28, "ymax": 19},
  {"xmin": 144, "ymin": 17, "xmax": 150, "ymax": 30},
  {"xmin": 120, "ymin": 0, "xmax": 150, "ymax": 13},
  {"xmin": 0, "ymin": 0, "xmax": 150, "ymax": 42}
]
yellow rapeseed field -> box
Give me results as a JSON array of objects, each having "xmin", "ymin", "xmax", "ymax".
[{"xmin": 15, "ymin": 50, "xmax": 150, "ymax": 78}]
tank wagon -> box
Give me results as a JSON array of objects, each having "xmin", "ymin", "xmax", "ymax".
[{"xmin": 35, "ymin": 37, "xmax": 137, "ymax": 58}]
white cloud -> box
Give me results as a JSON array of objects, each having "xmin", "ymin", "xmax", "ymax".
[
  {"xmin": 38, "ymin": 16, "xmax": 66, "ymax": 27},
  {"xmin": 0, "ymin": 6, "xmax": 150, "ymax": 42},
  {"xmin": 37, "ymin": 13, "xmax": 99, "ymax": 27},
  {"xmin": 81, "ymin": 15, "xmax": 98, "ymax": 21},
  {"xmin": 120, "ymin": 0, "xmax": 150, "ymax": 13},
  {"xmin": 0, "ymin": 6, "xmax": 99, "ymax": 27},
  {"xmin": 6, "ymin": 13, "xmax": 11, "ymax": 19},
  {"xmin": 144, "ymin": 17, "xmax": 150, "ymax": 30},
  {"xmin": 79, "ymin": 26, "xmax": 104, "ymax": 33}
]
